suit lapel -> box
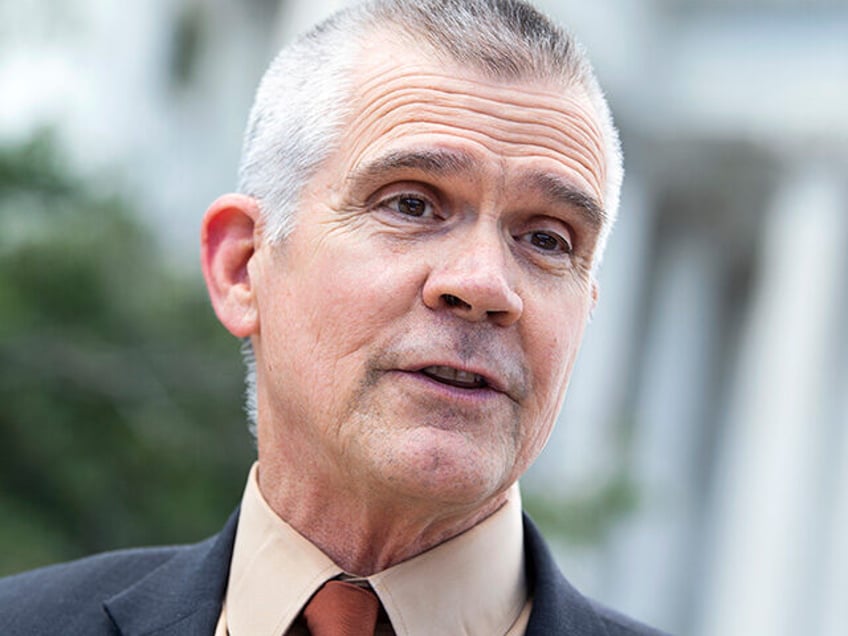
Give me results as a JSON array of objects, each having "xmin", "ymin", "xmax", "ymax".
[
  {"xmin": 102, "ymin": 508, "xmax": 609, "ymax": 635},
  {"xmin": 523, "ymin": 514, "xmax": 611, "ymax": 636},
  {"xmin": 103, "ymin": 509, "xmax": 239, "ymax": 636}
]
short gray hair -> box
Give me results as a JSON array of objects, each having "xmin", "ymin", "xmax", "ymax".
[{"xmin": 237, "ymin": 0, "xmax": 623, "ymax": 436}]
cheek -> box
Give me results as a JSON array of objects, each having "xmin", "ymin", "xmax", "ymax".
[
  {"xmin": 525, "ymin": 304, "xmax": 589, "ymax": 413},
  {"xmin": 292, "ymin": 241, "xmax": 424, "ymax": 356},
  {"xmin": 513, "ymin": 326, "xmax": 582, "ymax": 471}
]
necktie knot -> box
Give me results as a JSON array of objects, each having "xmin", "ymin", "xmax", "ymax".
[{"xmin": 303, "ymin": 580, "xmax": 380, "ymax": 636}]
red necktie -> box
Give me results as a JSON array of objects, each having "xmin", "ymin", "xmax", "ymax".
[{"xmin": 303, "ymin": 580, "xmax": 380, "ymax": 636}]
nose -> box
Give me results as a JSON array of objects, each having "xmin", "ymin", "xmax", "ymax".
[{"xmin": 422, "ymin": 225, "xmax": 523, "ymax": 327}]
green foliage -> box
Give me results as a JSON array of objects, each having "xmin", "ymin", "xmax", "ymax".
[
  {"xmin": 523, "ymin": 472, "xmax": 639, "ymax": 546},
  {"xmin": 0, "ymin": 132, "xmax": 254, "ymax": 577}
]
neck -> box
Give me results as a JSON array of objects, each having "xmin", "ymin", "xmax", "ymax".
[{"xmin": 256, "ymin": 461, "xmax": 509, "ymax": 575}]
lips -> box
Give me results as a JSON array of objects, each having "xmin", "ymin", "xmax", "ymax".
[{"xmin": 420, "ymin": 365, "xmax": 489, "ymax": 390}]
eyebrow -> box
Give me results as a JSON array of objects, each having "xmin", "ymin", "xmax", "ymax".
[
  {"xmin": 527, "ymin": 172, "xmax": 606, "ymax": 230},
  {"xmin": 350, "ymin": 148, "xmax": 476, "ymax": 184},
  {"xmin": 349, "ymin": 148, "xmax": 606, "ymax": 229}
]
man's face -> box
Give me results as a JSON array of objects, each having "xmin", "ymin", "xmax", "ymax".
[{"xmin": 249, "ymin": 37, "xmax": 607, "ymax": 513}]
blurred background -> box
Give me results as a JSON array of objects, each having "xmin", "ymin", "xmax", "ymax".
[{"xmin": 1, "ymin": 0, "xmax": 846, "ymax": 634}]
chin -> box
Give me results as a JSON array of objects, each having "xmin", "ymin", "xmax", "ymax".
[{"xmin": 379, "ymin": 428, "xmax": 514, "ymax": 509}]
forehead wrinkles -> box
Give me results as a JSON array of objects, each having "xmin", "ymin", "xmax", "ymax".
[{"xmin": 342, "ymin": 67, "xmax": 607, "ymax": 202}]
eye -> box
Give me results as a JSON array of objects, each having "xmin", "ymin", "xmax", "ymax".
[
  {"xmin": 521, "ymin": 230, "xmax": 572, "ymax": 255},
  {"xmin": 383, "ymin": 194, "xmax": 435, "ymax": 218}
]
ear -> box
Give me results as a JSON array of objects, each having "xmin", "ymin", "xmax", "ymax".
[{"xmin": 201, "ymin": 193, "xmax": 261, "ymax": 338}]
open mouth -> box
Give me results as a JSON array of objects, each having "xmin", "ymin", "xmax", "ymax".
[{"xmin": 420, "ymin": 365, "xmax": 489, "ymax": 390}]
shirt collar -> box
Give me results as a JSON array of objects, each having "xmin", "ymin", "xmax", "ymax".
[{"xmin": 224, "ymin": 462, "xmax": 527, "ymax": 635}]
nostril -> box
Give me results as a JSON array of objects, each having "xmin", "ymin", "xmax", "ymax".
[{"xmin": 442, "ymin": 294, "xmax": 471, "ymax": 310}]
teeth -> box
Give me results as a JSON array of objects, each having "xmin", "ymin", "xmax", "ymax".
[{"xmin": 422, "ymin": 366, "xmax": 486, "ymax": 388}]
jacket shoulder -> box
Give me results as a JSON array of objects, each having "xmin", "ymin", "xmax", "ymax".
[
  {"xmin": 0, "ymin": 545, "xmax": 184, "ymax": 635},
  {"xmin": 522, "ymin": 512, "xmax": 671, "ymax": 635}
]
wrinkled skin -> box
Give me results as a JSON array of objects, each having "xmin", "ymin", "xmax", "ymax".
[{"xmin": 203, "ymin": 35, "xmax": 607, "ymax": 574}]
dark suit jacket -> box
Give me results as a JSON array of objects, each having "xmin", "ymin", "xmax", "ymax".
[{"xmin": 0, "ymin": 510, "xmax": 667, "ymax": 635}]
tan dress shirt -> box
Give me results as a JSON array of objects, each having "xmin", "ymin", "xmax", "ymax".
[{"xmin": 215, "ymin": 463, "xmax": 531, "ymax": 635}]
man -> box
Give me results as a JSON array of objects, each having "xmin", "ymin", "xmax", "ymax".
[{"xmin": 0, "ymin": 0, "xmax": 667, "ymax": 634}]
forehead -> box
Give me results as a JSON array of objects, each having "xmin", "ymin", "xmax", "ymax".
[{"xmin": 333, "ymin": 35, "xmax": 608, "ymax": 209}]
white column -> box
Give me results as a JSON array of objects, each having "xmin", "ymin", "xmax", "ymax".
[
  {"xmin": 820, "ymin": 386, "xmax": 848, "ymax": 636},
  {"xmin": 697, "ymin": 165, "xmax": 846, "ymax": 636},
  {"xmin": 818, "ymin": 168, "xmax": 848, "ymax": 636},
  {"xmin": 604, "ymin": 224, "xmax": 722, "ymax": 632}
]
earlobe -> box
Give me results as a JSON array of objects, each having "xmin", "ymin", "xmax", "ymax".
[{"xmin": 201, "ymin": 193, "xmax": 261, "ymax": 338}]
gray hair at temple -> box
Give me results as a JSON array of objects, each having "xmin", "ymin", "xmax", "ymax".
[{"xmin": 236, "ymin": 0, "xmax": 624, "ymax": 436}]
